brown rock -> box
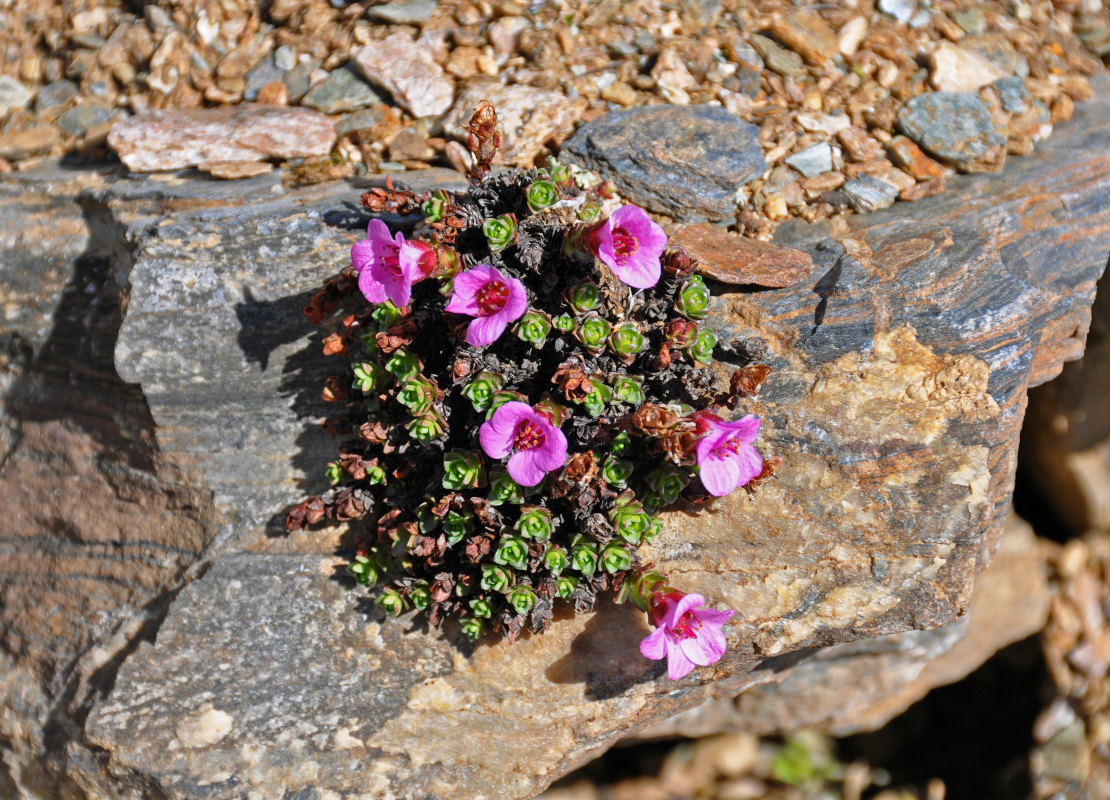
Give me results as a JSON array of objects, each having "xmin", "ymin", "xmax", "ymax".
[
  {"xmin": 108, "ymin": 105, "xmax": 336, "ymax": 172},
  {"xmin": 198, "ymin": 160, "xmax": 275, "ymax": 179},
  {"xmin": 352, "ymin": 33, "xmax": 455, "ymax": 118},
  {"xmin": 769, "ymin": 10, "xmax": 838, "ymax": 65},
  {"xmin": 888, "ymin": 135, "xmax": 948, "ymax": 180},
  {"xmin": 899, "ymin": 177, "xmax": 946, "ymax": 201},
  {"xmin": 670, "ymin": 223, "xmax": 816, "ymax": 287},
  {"xmin": 600, "ymin": 80, "xmax": 638, "ymax": 107},
  {"xmin": 837, "ymin": 125, "xmax": 885, "ymax": 162},
  {"xmin": 443, "ymin": 82, "xmax": 578, "ymax": 167},
  {"xmin": 256, "ymin": 81, "xmax": 289, "ymax": 106},
  {"xmin": 801, "ymin": 170, "xmax": 846, "ymax": 198},
  {"xmin": 444, "ymin": 45, "xmax": 483, "ymax": 79},
  {"xmin": 0, "ymin": 124, "xmax": 62, "ymax": 159}
]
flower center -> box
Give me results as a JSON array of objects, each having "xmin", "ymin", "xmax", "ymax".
[
  {"xmin": 711, "ymin": 435, "xmax": 746, "ymax": 460},
  {"xmin": 512, "ymin": 419, "xmax": 546, "ymax": 452},
  {"xmin": 382, "ymin": 247, "xmax": 403, "ymax": 278},
  {"xmin": 612, "ymin": 227, "xmax": 638, "ymax": 261},
  {"xmin": 669, "ymin": 611, "xmax": 703, "ymax": 642},
  {"xmin": 477, "ymin": 280, "xmax": 509, "ymax": 315}
]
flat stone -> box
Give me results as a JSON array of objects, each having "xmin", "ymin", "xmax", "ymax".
[
  {"xmin": 352, "ymin": 33, "xmax": 454, "ymax": 119},
  {"xmin": 34, "ymin": 78, "xmax": 77, "ymax": 112},
  {"xmin": 335, "ymin": 106, "xmax": 390, "ymax": 138},
  {"xmin": 0, "ymin": 76, "xmax": 31, "ymax": 118},
  {"xmin": 367, "ymin": 0, "xmax": 438, "ymax": 24},
  {"xmin": 283, "ymin": 62, "xmax": 316, "ymax": 102},
  {"xmin": 837, "ymin": 126, "xmax": 885, "ymax": 162},
  {"xmin": 108, "ymin": 104, "xmax": 336, "ymax": 172},
  {"xmin": 301, "ymin": 65, "xmax": 383, "ymax": 114},
  {"xmin": 887, "ymin": 134, "xmax": 947, "ymax": 180},
  {"xmin": 896, "ymin": 91, "xmax": 1007, "ymax": 171},
  {"xmin": 841, "ymin": 173, "xmax": 900, "ymax": 212},
  {"xmin": 670, "ymin": 223, "xmax": 816, "ymax": 287},
  {"xmin": 444, "ymin": 82, "xmax": 577, "ymax": 167},
  {"xmin": 930, "ymin": 42, "xmax": 1009, "ymax": 93},
  {"xmin": 769, "ymin": 10, "xmax": 838, "ymax": 65},
  {"xmin": 57, "ymin": 103, "xmax": 113, "ymax": 137},
  {"xmin": 0, "ymin": 124, "xmax": 62, "ymax": 159},
  {"xmin": 749, "ymin": 34, "xmax": 804, "ymax": 77},
  {"xmin": 561, "ymin": 104, "xmax": 765, "ymax": 223},
  {"xmin": 878, "ymin": 0, "xmax": 916, "ymax": 23},
  {"xmin": 796, "ymin": 111, "xmax": 852, "ymax": 135},
  {"xmin": 995, "ymin": 76, "xmax": 1030, "ymax": 114},
  {"xmin": 785, "ymin": 142, "xmax": 833, "ymax": 177},
  {"xmin": 197, "ymin": 160, "xmax": 275, "ymax": 179}
]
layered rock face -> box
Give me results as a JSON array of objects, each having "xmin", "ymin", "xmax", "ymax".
[{"xmin": 1, "ymin": 80, "xmax": 1108, "ymax": 799}]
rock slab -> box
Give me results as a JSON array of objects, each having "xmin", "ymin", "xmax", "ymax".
[
  {"xmin": 353, "ymin": 33, "xmax": 455, "ymax": 119},
  {"xmin": 561, "ymin": 104, "xmax": 766, "ymax": 223},
  {"xmin": 108, "ymin": 104, "xmax": 336, "ymax": 171}
]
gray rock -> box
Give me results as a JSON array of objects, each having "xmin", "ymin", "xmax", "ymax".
[
  {"xmin": 34, "ymin": 79, "xmax": 78, "ymax": 112},
  {"xmin": 897, "ymin": 91, "xmax": 1007, "ymax": 169},
  {"xmin": 730, "ymin": 41, "xmax": 764, "ymax": 69},
  {"xmin": 995, "ymin": 76, "xmax": 1030, "ymax": 114},
  {"xmin": 561, "ymin": 104, "xmax": 766, "ymax": 222},
  {"xmin": 785, "ymin": 142, "xmax": 833, "ymax": 178},
  {"xmin": 750, "ymin": 34, "xmax": 804, "ymax": 77},
  {"xmin": 366, "ymin": 0, "xmax": 438, "ymax": 24},
  {"xmin": 0, "ymin": 75, "xmax": 31, "ymax": 118},
  {"xmin": 244, "ymin": 52, "xmax": 285, "ymax": 101},
  {"xmin": 301, "ymin": 65, "xmax": 383, "ymax": 114},
  {"xmin": 633, "ymin": 31, "xmax": 658, "ymax": 53},
  {"xmin": 283, "ymin": 61, "xmax": 317, "ymax": 102},
  {"xmin": 841, "ymin": 173, "xmax": 900, "ymax": 212},
  {"xmin": 57, "ymin": 103, "xmax": 113, "ymax": 137},
  {"xmin": 274, "ymin": 45, "xmax": 297, "ymax": 72},
  {"xmin": 878, "ymin": 0, "xmax": 916, "ymax": 23},
  {"xmin": 335, "ymin": 107, "xmax": 389, "ymax": 138},
  {"xmin": 954, "ymin": 7, "xmax": 987, "ymax": 35}
]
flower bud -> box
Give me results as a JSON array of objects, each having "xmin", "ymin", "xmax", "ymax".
[
  {"xmin": 676, "ymin": 275, "xmax": 711, "ymax": 320},
  {"xmin": 480, "ymin": 564, "xmax": 513, "ymax": 592},
  {"xmin": 442, "ymin": 450, "xmax": 486, "ymax": 490},
  {"xmin": 577, "ymin": 201, "xmax": 602, "ymax": 223},
  {"xmin": 533, "ymin": 396, "xmax": 571, "ymax": 427},
  {"xmin": 600, "ymin": 541, "xmax": 633, "ymax": 574},
  {"xmin": 570, "ymin": 535, "xmax": 599, "ymax": 577},
  {"xmin": 514, "ymin": 310, "xmax": 552, "ymax": 348},
  {"xmin": 610, "ymin": 374, "xmax": 645, "ymax": 406},
  {"xmin": 515, "ymin": 505, "xmax": 555, "ymax": 541},
  {"xmin": 483, "ymin": 213, "xmax": 518, "ymax": 252},
  {"xmin": 460, "ymin": 616, "xmax": 485, "ymax": 640},
  {"xmin": 443, "ymin": 509, "xmax": 474, "ymax": 545},
  {"xmin": 488, "ymin": 471, "xmax": 525, "ymax": 506},
  {"xmin": 375, "ymin": 587, "xmax": 406, "ymax": 617},
  {"xmin": 372, "ymin": 300, "xmax": 405, "ymax": 329},
  {"xmin": 462, "ymin": 371, "xmax": 505, "ymax": 413},
  {"xmin": 664, "ymin": 319, "xmax": 699, "ymax": 350},
  {"xmin": 469, "ymin": 597, "xmax": 493, "ymax": 618},
  {"xmin": 397, "ymin": 377, "xmax": 435, "ymax": 416},
  {"xmin": 405, "ymin": 413, "xmax": 446, "ymax": 443},
  {"xmin": 610, "ymin": 498, "xmax": 653, "ymax": 544},
  {"xmin": 507, "ymin": 585, "xmax": 537, "ymax": 615},
  {"xmin": 410, "ymin": 582, "xmax": 432, "ymax": 609},
  {"xmin": 552, "ymin": 314, "xmax": 576, "ymax": 333},
  {"xmin": 575, "ymin": 313, "xmax": 611, "ymax": 352},
  {"xmin": 616, "ymin": 568, "xmax": 669, "ymax": 610},
  {"xmin": 353, "ymin": 362, "xmax": 389, "ymax": 394},
  {"xmin": 326, "ymin": 461, "xmax": 343, "ymax": 485},
  {"xmin": 690, "ymin": 330, "xmax": 717, "ymax": 366},
  {"xmin": 647, "ymin": 464, "xmax": 690, "ymax": 505},
  {"xmin": 608, "ymin": 323, "xmax": 645, "ymax": 363},
  {"xmin": 566, "ymin": 281, "xmax": 601, "ymax": 315},
  {"xmin": 543, "ymin": 545, "xmax": 569, "ymax": 576},
  {"xmin": 601, "ymin": 456, "xmax": 634, "ymax": 488},
  {"xmin": 555, "ymin": 575, "xmax": 579, "ymax": 599},
  {"xmin": 493, "ymin": 535, "xmax": 529, "ymax": 570},
  {"xmin": 385, "ymin": 349, "xmax": 421, "ymax": 381},
  {"xmin": 526, "ymin": 179, "xmax": 560, "ymax": 211}
]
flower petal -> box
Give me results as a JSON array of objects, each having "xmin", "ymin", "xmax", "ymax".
[
  {"xmin": 678, "ymin": 633, "xmax": 717, "ymax": 667},
  {"xmin": 666, "ymin": 641, "xmax": 697, "ymax": 680},
  {"xmin": 693, "ymin": 608, "xmax": 735, "ymax": 627},
  {"xmin": 699, "ymin": 455, "xmax": 742, "ymax": 497},
  {"xmin": 640, "ymin": 627, "xmax": 668, "ymax": 661},
  {"xmin": 533, "ymin": 425, "xmax": 568, "ymax": 472},
  {"xmin": 663, "ymin": 593, "xmax": 706, "ymax": 629},
  {"xmin": 367, "ymin": 218, "xmax": 394, "ymax": 244},
  {"xmin": 508, "ymin": 450, "xmax": 546, "ymax": 487},
  {"xmin": 500, "ymin": 276, "xmax": 529, "ymax": 323},
  {"xmin": 466, "ymin": 313, "xmax": 509, "ymax": 347},
  {"xmin": 732, "ymin": 443, "xmax": 763, "ymax": 488},
  {"xmin": 724, "ymin": 414, "xmax": 761, "ymax": 443}
]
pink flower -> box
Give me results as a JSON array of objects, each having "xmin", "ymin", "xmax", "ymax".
[
  {"xmin": 640, "ymin": 590, "xmax": 735, "ymax": 680},
  {"xmin": 588, "ymin": 204, "xmax": 668, "ymax": 289},
  {"xmin": 444, "ymin": 264, "xmax": 528, "ymax": 347},
  {"xmin": 695, "ymin": 413, "xmax": 762, "ymax": 497},
  {"xmin": 352, "ymin": 219, "xmax": 434, "ymax": 308},
  {"xmin": 479, "ymin": 401, "xmax": 567, "ymax": 486}
]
